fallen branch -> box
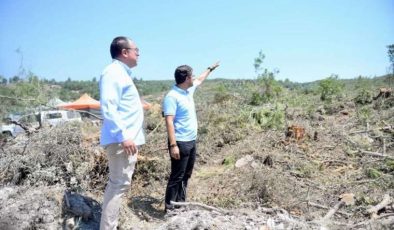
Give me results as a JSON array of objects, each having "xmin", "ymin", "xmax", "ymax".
[
  {"xmin": 348, "ymin": 125, "xmax": 393, "ymax": 134},
  {"xmin": 322, "ymin": 200, "xmax": 346, "ymax": 221},
  {"xmin": 170, "ymin": 201, "xmax": 228, "ymax": 214},
  {"xmin": 351, "ymin": 213, "xmax": 394, "ymax": 228},
  {"xmin": 367, "ymin": 194, "xmax": 392, "ymax": 218},
  {"xmin": 147, "ymin": 119, "xmax": 164, "ymax": 137},
  {"xmin": 260, "ymin": 207, "xmax": 289, "ymax": 216},
  {"xmin": 10, "ymin": 120, "xmax": 36, "ymax": 135},
  {"xmin": 0, "ymin": 94, "xmax": 37, "ymax": 101},
  {"xmin": 308, "ymin": 202, "xmax": 351, "ymax": 217},
  {"xmin": 359, "ymin": 150, "xmax": 394, "ymax": 160}
]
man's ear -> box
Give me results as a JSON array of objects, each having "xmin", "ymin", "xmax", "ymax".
[{"xmin": 121, "ymin": 49, "xmax": 128, "ymax": 57}]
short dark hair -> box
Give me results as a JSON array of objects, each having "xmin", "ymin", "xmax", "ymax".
[
  {"xmin": 110, "ymin": 36, "xmax": 131, "ymax": 59},
  {"xmin": 174, "ymin": 65, "xmax": 193, "ymax": 84}
]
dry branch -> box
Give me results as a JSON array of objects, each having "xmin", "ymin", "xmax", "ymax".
[
  {"xmin": 147, "ymin": 119, "xmax": 164, "ymax": 137},
  {"xmin": 359, "ymin": 150, "xmax": 394, "ymax": 160},
  {"xmin": 0, "ymin": 94, "xmax": 37, "ymax": 101},
  {"xmin": 367, "ymin": 194, "xmax": 392, "ymax": 218},
  {"xmin": 351, "ymin": 213, "xmax": 394, "ymax": 228},
  {"xmin": 170, "ymin": 201, "xmax": 228, "ymax": 214},
  {"xmin": 348, "ymin": 125, "xmax": 394, "ymax": 134},
  {"xmin": 308, "ymin": 202, "xmax": 351, "ymax": 217},
  {"xmin": 10, "ymin": 120, "xmax": 37, "ymax": 135},
  {"xmin": 322, "ymin": 200, "xmax": 345, "ymax": 221}
]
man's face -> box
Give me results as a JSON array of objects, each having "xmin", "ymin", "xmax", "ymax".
[
  {"xmin": 187, "ymin": 74, "xmax": 194, "ymax": 87},
  {"xmin": 123, "ymin": 40, "xmax": 139, "ymax": 68}
]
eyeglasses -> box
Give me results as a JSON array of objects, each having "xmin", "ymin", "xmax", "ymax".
[{"xmin": 125, "ymin": 47, "xmax": 139, "ymax": 53}]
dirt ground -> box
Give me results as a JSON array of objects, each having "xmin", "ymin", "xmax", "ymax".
[{"xmin": 0, "ymin": 85, "xmax": 393, "ymax": 229}]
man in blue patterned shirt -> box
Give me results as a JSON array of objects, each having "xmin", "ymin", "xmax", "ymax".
[{"xmin": 99, "ymin": 36, "xmax": 144, "ymax": 230}]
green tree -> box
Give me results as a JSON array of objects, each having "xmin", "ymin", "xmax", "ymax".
[
  {"xmin": 254, "ymin": 50, "xmax": 265, "ymax": 74},
  {"xmin": 387, "ymin": 44, "xmax": 394, "ymax": 86},
  {"xmin": 318, "ymin": 75, "xmax": 344, "ymax": 102},
  {"xmin": 250, "ymin": 50, "xmax": 283, "ymax": 105},
  {"xmin": 0, "ymin": 75, "xmax": 7, "ymax": 85},
  {"xmin": 10, "ymin": 76, "xmax": 20, "ymax": 83}
]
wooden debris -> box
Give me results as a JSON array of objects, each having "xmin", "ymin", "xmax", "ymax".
[
  {"xmin": 322, "ymin": 193, "xmax": 354, "ymax": 221},
  {"xmin": 308, "ymin": 202, "xmax": 351, "ymax": 217},
  {"xmin": 348, "ymin": 125, "xmax": 394, "ymax": 134},
  {"xmin": 339, "ymin": 193, "xmax": 355, "ymax": 205},
  {"xmin": 359, "ymin": 150, "xmax": 394, "ymax": 160},
  {"xmin": 170, "ymin": 201, "xmax": 228, "ymax": 214},
  {"xmin": 367, "ymin": 194, "xmax": 392, "ymax": 219},
  {"xmin": 286, "ymin": 125, "xmax": 305, "ymax": 142},
  {"xmin": 322, "ymin": 200, "xmax": 345, "ymax": 221},
  {"xmin": 373, "ymin": 87, "xmax": 392, "ymax": 100},
  {"xmin": 10, "ymin": 120, "xmax": 36, "ymax": 135}
]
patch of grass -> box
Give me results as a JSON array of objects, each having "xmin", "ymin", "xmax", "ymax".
[
  {"xmin": 222, "ymin": 155, "xmax": 236, "ymax": 167},
  {"xmin": 295, "ymin": 164, "xmax": 318, "ymax": 178},
  {"xmin": 365, "ymin": 168, "xmax": 381, "ymax": 179},
  {"xmin": 195, "ymin": 166, "xmax": 226, "ymax": 179}
]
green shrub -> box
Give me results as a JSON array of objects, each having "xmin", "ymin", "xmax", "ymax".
[
  {"xmin": 318, "ymin": 75, "xmax": 344, "ymax": 102},
  {"xmin": 250, "ymin": 91, "xmax": 265, "ymax": 105},
  {"xmin": 251, "ymin": 104, "xmax": 285, "ymax": 129},
  {"xmin": 354, "ymin": 89, "xmax": 373, "ymax": 105},
  {"xmin": 213, "ymin": 84, "xmax": 232, "ymax": 103},
  {"xmin": 356, "ymin": 106, "xmax": 373, "ymax": 125}
]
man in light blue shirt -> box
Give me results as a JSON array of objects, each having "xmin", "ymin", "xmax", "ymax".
[
  {"xmin": 162, "ymin": 61, "xmax": 219, "ymax": 211},
  {"xmin": 99, "ymin": 36, "xmax": 145, "ymax": 230}
]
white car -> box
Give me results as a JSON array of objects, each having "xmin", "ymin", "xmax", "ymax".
[
  {"xmin": 40, "ymin": 110, "xmax": 82, "ymax": 127},
  {"xmin": 1, "ymin": 110, "xmax": 81, "ymax": 137}
]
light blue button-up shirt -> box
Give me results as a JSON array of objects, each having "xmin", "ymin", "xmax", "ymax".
[
  {"xmin": 162, "ymin": 84, "xmax": 198, "ymax": 141},
  {"xmin": 99, "ymin": 60, "xmax": 145, "ymax": 146}
]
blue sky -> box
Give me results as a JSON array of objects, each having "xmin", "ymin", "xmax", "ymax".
[{"xmin": 0, "ymin": 0, "xmax": 393, "ymax": 83}]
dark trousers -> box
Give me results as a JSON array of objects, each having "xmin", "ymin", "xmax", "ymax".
[{"xmin": 165, "ymin": 140, "xmax": 196, "ymax": 209}]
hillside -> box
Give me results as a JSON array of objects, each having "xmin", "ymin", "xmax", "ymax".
[{"xmin": 0, "ymin": 76, "xmax": 393, "ymax": 229}]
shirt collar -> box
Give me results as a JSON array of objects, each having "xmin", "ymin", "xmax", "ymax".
[
  {"xmin": 113, "ymin": 59, "xmax": 133, "ymax": 76},
  {"xmin": 172, "ymin": 85, "xmax": 190, "ymax": 95}
]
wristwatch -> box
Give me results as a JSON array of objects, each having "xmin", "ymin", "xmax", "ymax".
[
  {"xmin": 207, "ymin": 67, "xmax": 214, "ymax": 72},
  {"xmin": 169, "ymin": 144, "xmax": 177, "ymax": 148}
]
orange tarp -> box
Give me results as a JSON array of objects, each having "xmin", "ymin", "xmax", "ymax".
[{"xmin": 59, "ymin": 93, "xmax": 100, "ymax": 110}]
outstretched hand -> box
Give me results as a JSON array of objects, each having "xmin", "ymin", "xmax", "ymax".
[{"xmin": 209, "ymin": 61, "xmax": 220, "ymax": 71}]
